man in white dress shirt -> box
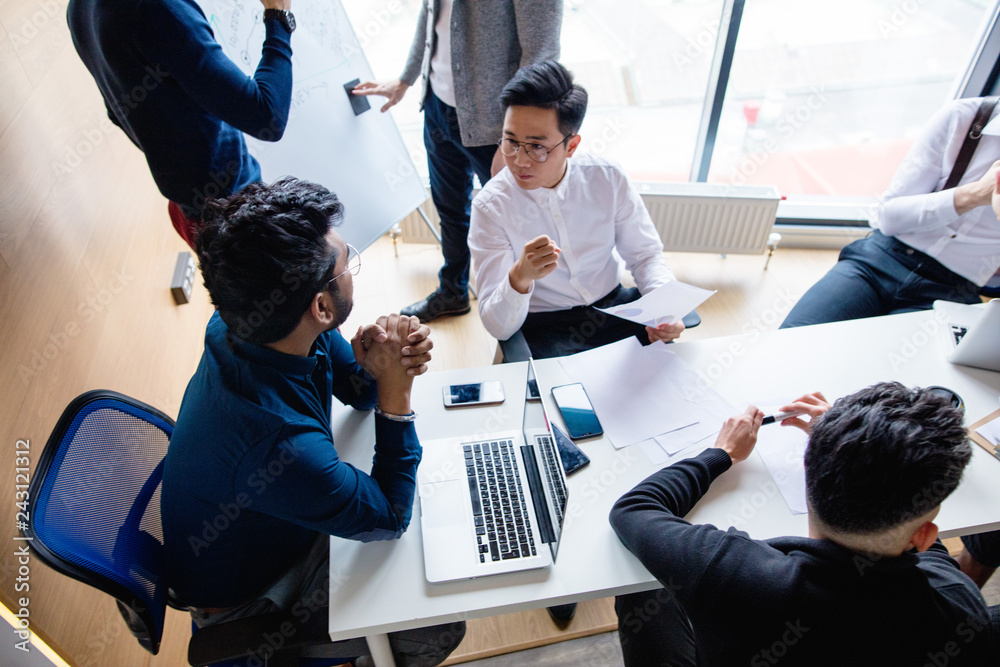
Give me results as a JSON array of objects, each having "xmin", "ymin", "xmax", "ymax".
[
  {"xmin": 781, "ymin": 96, "xmax": 1000, "ymax": 328},
  {"xmin": 469, "ymin": 61, "xmax": 684, "ymax": 359}
]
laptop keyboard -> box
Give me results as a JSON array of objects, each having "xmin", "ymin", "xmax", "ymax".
[
  {"xmin": 537, "ymin": 434, "xmax": 566, "ymax": 524},
  {"xmin": 951, "ymin": 325, "xmax": 968, "ymax": 346},
  {"xmin": 465, "ymin": 441, "xmax": 537, "ymax": 563}
]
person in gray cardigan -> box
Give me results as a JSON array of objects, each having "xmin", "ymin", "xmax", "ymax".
[{"xmin": 355, "ymin": 0, "xmax": 562, "ymax": 322}]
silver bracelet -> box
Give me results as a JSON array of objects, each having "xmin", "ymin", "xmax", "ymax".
[{"xmin": 374, "ymin": 406, "xmax": 417, "ymax": 422}]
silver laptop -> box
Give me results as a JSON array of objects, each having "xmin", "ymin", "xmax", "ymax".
[
  {"xmin": 932, "ymin": 299, "xmax": 1000, "ymax": 372},
  {"xmin": 417, "ymin": 359, "xmax": 569, "ymax": 583}
]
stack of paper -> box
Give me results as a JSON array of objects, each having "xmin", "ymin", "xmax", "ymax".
[{"xmin": 558, "ymin": 338, "xmax": 736, "ymax": 460}]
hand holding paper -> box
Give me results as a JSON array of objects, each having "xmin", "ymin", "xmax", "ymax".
[{"xmin": 646, "ymin": 320, "xmax": 686, "ymax": 343}]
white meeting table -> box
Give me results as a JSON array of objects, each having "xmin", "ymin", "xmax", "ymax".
[{"xmin": 327, "ymin": 310, "xmax": 1000, "ymax": 666}]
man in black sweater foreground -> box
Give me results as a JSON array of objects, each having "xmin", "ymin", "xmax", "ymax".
[{"xmin": 610, "ymin": 382, "xmax": 997, "ymax": 666}]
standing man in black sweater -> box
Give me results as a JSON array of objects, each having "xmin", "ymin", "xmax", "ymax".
[{"xmin": 611, "ymin": 382, "xmax": 996, "ymax": 666}]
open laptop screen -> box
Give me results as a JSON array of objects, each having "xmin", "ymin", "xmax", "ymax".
[{"xmin": 522, "ymin": 359, "xmax": 569, "ymax": 560}]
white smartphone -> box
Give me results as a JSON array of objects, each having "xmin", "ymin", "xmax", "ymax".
[{"xmin": 442, "ymin": 381, "xmax": 505, "ymax": 408}]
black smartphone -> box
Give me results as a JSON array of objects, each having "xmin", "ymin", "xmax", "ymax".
[
  {"xmin": 551, "ymin": 422, "xmax": 590, "ymax": 475},
  {"xmin": 551, "ymin": 382, "xmax": 603, "ymax": 439}
]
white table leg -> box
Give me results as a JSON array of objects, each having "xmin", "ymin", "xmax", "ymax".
[{"xmin": 365, "ymin": 633, "xmax": 397, "ymax": 667}]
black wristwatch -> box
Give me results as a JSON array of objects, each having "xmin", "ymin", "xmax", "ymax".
[{"xmin": 263, "ymin": 8, "xmax": 296, "ymax": 33}]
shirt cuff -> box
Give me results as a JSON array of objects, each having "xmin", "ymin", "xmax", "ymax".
[
  {"xmin": 374, "ymin": 415, "xmax": 420, "ymax": 453},
  {"xmin": 482, "ymin": 273, "xmax": 533, "ymax": 340},
  {"xmin": 263, "ymin": 16, "xmax": 292, "ymax": 43},
  {"xmin": 500, "ymin": 271, "xmax": 534, "ymax": 303}
]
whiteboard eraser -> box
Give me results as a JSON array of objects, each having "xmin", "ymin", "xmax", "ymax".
[{"xmin": 344, "ymin": 79, "xmax": 370, "ymax": 116}]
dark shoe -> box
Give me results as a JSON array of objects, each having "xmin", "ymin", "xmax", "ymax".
[
  {"xmin": 546, "ymin": 603, "xmax": 577, "ymax": 625},
  {"xmin": 401, "ymin": 290, "xmax": 470, "ymax": 323}
]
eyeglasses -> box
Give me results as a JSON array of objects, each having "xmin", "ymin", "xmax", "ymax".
[
  {"xmin": 325, "ymin": 243, "xmax": 361, "ymax": 290},
  {"xmin": 497, "ymin": 135, "xmax": 571, "ymax": 163}
]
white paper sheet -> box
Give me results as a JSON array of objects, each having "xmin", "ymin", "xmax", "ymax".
[
  {"xmin": 639, "ymin": 439, "xmax": 671, "ymax": 466},
  {"xmin": 558, "ymin": 339, "xmax": 735, "ymax": 450},
  {"xmin": 639, "ymin": 439, "xmax": 711, "ymax": 467},
  {"xmin": 596, "ymin": 280, "xmax": 716, "ymax": 327},
  {"xmin": 654, "ymin": 421, "xmax": 720, "ymax": 455},
  {"xmin": 976, "ymin": 413, "xmax": 1000, "ymax": 446},
  {"xmin": 751, "ymin": 402, "xmax": 809, "ymax": 515}
]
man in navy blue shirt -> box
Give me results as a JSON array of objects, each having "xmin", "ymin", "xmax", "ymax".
[
  {"xmin": 163, "ymin": 178, "xmax": 464, "ymax": 665},
  {"xmin": 67, "ymin": 0, "xmax": 295, "ymax": 248}
]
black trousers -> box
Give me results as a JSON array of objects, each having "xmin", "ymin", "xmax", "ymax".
[
  {"xmin": 616, "ymin": 588, "xmax": 696, "ymax": 667},
  {"xmin": 520, "ymin": 285, "xmax": 649, "ymax": 359}
]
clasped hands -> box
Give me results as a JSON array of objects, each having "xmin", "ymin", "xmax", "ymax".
[{"xmin": 351, "ymin": 314, "xmax": 432, "ymax": 381}]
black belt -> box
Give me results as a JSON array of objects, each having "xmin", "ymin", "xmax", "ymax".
[{"xmin": 870, "ymin": 231, "xmax": 974, "ymax": 288}]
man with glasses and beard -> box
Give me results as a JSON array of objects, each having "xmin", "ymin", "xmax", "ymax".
[{"xmin": 162, "ymin": 177, "xmax": 464, "ymax": 666}]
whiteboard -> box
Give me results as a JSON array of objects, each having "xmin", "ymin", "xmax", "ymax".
[{"xmin": 197, "ymin": 0, "xmax": 427, "ymax": 251}]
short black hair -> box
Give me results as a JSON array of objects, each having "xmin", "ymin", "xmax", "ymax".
[
  {"xmin": 196, "ymin": 177, "xmax": 344, "ymax": 345},
  {"xmin": 500, "ymin": 61, "xmax": 588, "ymax": 136},
  {"xmin": 804, "ymin": 382, "xmax": 971, "ymax": 535}
]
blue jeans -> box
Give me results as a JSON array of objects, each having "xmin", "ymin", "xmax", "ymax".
[
  {"xmin": 962, "ymin": 530, "xmax": 1000, "ymax": 568},
  {"xmin": 424, "ymin": 88, "xmax": 497, "ymax": 298},
  {"xmin": 781, "ymin": 231, "xmax": 980, "ymax": 329}
]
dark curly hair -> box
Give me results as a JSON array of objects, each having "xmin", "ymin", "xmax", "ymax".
[
  {"xmin": 196, "ymin": 177, "xmax": 344, "ymax": 345},
  {"xmin": 500, "ymin": 60, "xmax": 588, "ymax": 136},
  {"xmin": 804, "ymin": 382, "xmax": 970, "ymax": 535}
]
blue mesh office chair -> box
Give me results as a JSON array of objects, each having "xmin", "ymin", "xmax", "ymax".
[{"xmin": 24, "ymin": 390, "xmax": 348, "ymax": 667}]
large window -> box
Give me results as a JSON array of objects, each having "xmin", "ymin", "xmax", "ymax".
[
  {"xmin": 346, "ymin": 0, "xmax": 997, "ymax": 202},
  {"xmin": 707, "ymin": 0, "xmax": 991, "ymax": 199}
]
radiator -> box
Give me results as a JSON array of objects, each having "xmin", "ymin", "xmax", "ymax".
[
  {"xmin": 637, "ymin": 182, "xmax": 781, "ymax": 255},
  {"xmin": 397, "ymin": 201, "xmax": 439, "ymax": 244},
  {"xmin": 398, "ymin": 183, "xmax": 782, "ymax": 254}
]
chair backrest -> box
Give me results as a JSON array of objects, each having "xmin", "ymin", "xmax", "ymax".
[{"xmin": 24, "ymin": 390, "xmax": 176, "ymax": 655}]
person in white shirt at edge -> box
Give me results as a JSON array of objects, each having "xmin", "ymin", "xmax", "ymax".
[
  {"xmin": 780, "ymin": 96, "xmax": 1000, "ymax": 329},
  {"xmin": 469, "ymin": 60, "xmax": 684, "ymax": 359},
  {"xmin": 953, "ymin": 167, "xmax": 1000, "ymax": 594}
]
